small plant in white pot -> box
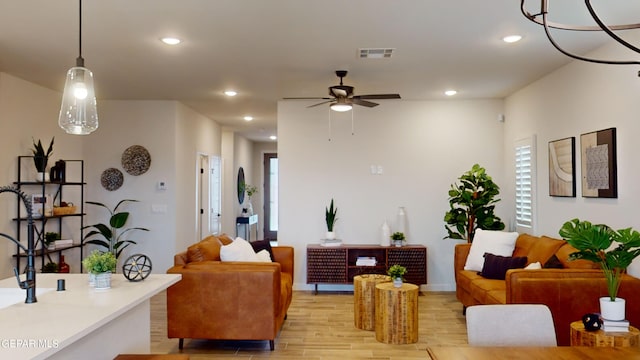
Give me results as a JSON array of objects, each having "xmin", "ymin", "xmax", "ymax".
[
  {"xmin": 387, "ymin": 264, "xmax": 407, "ymax": 288},
  {"xmin": 559, "ymin": 218, "xmax": 640, "ymax": 320},
  {"xmin": 83, "ymin": 250, "xmax": 117, "ymax": 289},
  {"xmin": 391, "ymin": 232, "xmax": 406, "ymax": 247},
  {"xmin": 325, "ymin": 198, "xmax": 338, "ymax": 240}
]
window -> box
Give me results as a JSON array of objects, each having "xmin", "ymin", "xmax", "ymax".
[{"xmin": 515, "ymin": 136, "xmax": 536, "ymax": 233}]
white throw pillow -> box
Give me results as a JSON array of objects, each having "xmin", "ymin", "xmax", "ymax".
[
  {"xmin": 464, "ymin": 229, "xmax": 519, "ymax": 271},
  {"xmin": 220, "ymin": 237, "xmax": 260, "ymax": 262},
  {"xmin": 525, "ymin": 262, "xmax": 542, "ymax": 270},
  {"xmin": 256, "ymin": 249, "xmax": 272, "ymax": 262}
]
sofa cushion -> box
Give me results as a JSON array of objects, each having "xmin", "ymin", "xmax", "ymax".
[
  {"xmin": 480, "ymin": 253, "xmax": 527, "ymax": 280},
  {"xmin": 220, "ymin": 237, "xmax": 271, "ymax": 262},
  {"xmin": 555, "ymin": 243, "xmax": 599, "ymax": 269},
  {"xmin": 186, "ymin": 236, "xmax": 222, "ymax": 263},
  {"xmin": 470, "ymin": 278, "xmax": 506, "ymax": 304},
  {"xmin": 513, "ymin": 234, "xmax": 565, "ymax": 265},
  {"xmin": 251, "ymin": 239, "xmax": 274, "ymax": 261},
  {"xmin": 464, "ymin": 229, "xmax": 519, "ymax": 271},
  {"xmin": 543, "ymin": 254, "xmax": 564, "ymax": 268}
]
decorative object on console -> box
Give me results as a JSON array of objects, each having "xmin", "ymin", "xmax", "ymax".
[
  {"xmin": 122, "ymin": 254, "xmax": 152, "ymax": 282},
  {"xmin": 122, "ymin": 145, "xmax": 151, "ymax": 176},
  {"xmin": 49, "ymin": 159, "xmax": 66, "ymax": 182},
  {"xmin": 83, "ymin": 199, "xmax": 149, "ymax": 259},
  {"xmin": 521, "ymin": 1, "xmax": 640, "ymax": 67},
  {"xmin": 396, "ymin": 207, "xmax": 407, "ymax": 235},
  {"xmin": 391, "ymin": 232, "xmax": 405, "ymax": 247},
  {"xmin": 559, "ymin": 218, "xmax": 640, "ymax": 321},
  {"xmin": 380, "ymin": 221, "xmax": 391, "ymax": 246},
  {"xmin": 325, "ymin": 198, "xmax": 338, "ymax": 240},
  {"xmin": 243, "ymin": 183, "xmax": 258, "ymax": 215},
  {"xmin": 582, "ymin": 313, "xmax": 602, "ymax": 332},
  {"xmin": 444, "ymin": 164, "xmax": 505, "ymax": 243},
  {"xmin": 387, "ymin": 264, "xmax": 407, "ymax": 288},
  {"xmin": 31, "ymin": 137, "xmax": 54, "ymax": 181},
  {"xmin": 100, "ymin": 167, "xmax": 124, "ymax": 191},
  {"xmin": 549, "ymin": 137, "xmax": 575, "ymax": 197},
  {"xmin": 580, "ymin": 128, "xmax": 617, "ymax": 198}
]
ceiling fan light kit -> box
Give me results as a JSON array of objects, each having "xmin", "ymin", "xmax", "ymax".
[
  {"xmin": 521, "ymin": 0, "xmax": 640, "ymax": 66},
  {"xmin": 59, "ymin": 0, "xmax": 99, "ymax": 135}
]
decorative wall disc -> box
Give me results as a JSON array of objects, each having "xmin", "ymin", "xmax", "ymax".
[
  {"xmin": 101, "ymin": 168, "xmax": 124, "ymax": 191},
  {"xmin": 122, "ymin": 145, "xmax": 151, "ymax": 176},
  {"xmin": 122, "ymin": 254, "xmax": 152, "ymax": 282}
]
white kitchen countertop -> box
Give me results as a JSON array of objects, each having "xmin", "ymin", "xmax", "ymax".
[{"xmin": 0, "ymin": 273, "xmax": 180, "ymax": 360}]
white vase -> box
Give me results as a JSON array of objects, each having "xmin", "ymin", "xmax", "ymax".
[
  {"xmin": 380, "ymin": 221, "xmax": 391, "ymax": 246},
  {"xmin": 94, "ymin": 272, "xmax": 112, "ymax": 290},
  {"xmin": 325, "ymin": 231, "xmax": 336, "ymax": 240},
  {"xmin": 393, "ymin": 278, "xmax": 403, "ymax": 288},
  {"xmin": 600, "ymin": 297, "xmax": 625, "ymax": 321},
  {"xmin": 36, "ymin": 171, "xmax": 49, "ymax": 182}
]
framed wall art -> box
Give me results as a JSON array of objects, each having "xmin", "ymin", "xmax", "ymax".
[
  {"xmin": 548, "ymin": 137, "xmax": 575, "ymax": 197},
  {"xmin": 580, "ymin": 128, "xmax": 617, "ymax": 198}
]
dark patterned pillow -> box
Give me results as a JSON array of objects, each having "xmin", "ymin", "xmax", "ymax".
[
  {"xmin": 543, "ymin": 254, "xmax": 564, "ymax": 269},
  {"xmin": 250, "ymin": 239, "xmax": 274, "ymax": 262},
  {"xmin": 480, "ymin": 253, "xmax": 528, "ymax": 280}
]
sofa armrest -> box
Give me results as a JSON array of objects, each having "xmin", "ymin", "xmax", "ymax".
[
  {"xmin": 174, "ymin": 251, "xmax": 188, "ymax": 266},
  {"xmin": 454, "ymin": 243, "xmax": 471, "ymax": 282},
  {"xmin": 272, "ymin": 246, "xmax": 294, "ymax": 282}
]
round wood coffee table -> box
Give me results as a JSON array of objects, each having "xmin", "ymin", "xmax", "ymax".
[
  {"xmin": 374, "ymin": 282, "xmax": 419, "ymax": 344},
  {"xmin": 353, "ymin": 274, "xmax": 390, "ymax": 330},
  {"xmin": 570, "ymin": 320, "xmax": 640, "ymax": 347}
]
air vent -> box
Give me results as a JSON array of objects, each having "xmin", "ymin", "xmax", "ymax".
[{"xmin": 358, "ymin": 48, "xmax": 394, "ymax": 59}]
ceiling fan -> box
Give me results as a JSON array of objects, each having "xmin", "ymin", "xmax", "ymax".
[{"xmin": 284, "ymin": 70, "xmax": 401, "ymax": 112}]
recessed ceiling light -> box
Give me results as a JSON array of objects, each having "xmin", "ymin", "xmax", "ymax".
[
  {"xmin": 244, "ymin": 116, "xmax": 253, "ymax": 121},
  {"xmin": 224, "ymin": 90, "xmax": 237, "ymax": 97},
  {"xmin": 445, "ymin": 90, "xmax": 457, "ymax": 96},
  {"xmin": 161, "ymin": 37, "xmax": 181, "ymax": 45},
  {"xmin": 502, "ymin": 35, "xmax": 522, "ymax": 43},
  {"xmin": 269, "ymin": 135, "xmax": 277, "ymax": 140}
]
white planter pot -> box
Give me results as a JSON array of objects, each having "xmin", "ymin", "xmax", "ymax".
[
  {"xmin": 325, "ymin": 231, "xmax": 336, "ymax": 240},
  {"xmin": 600, "ymin": 297, "xmax": 625, "ymax": 321},
  {"xmin": 93, "ymin": 272, "xmax": 112, "ymax": 290},
  {"xmin": 393, "ymin": 278, "xmax": 403, "ymax": 288},
  {"xmin": 36, "ymin": 171, "xmax": 49, "ymax": 182}
]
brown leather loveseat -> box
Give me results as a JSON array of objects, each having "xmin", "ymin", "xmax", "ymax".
[
  {"xmin": 166, "ymin": 235, "xmax": 294, "ymax": 350},
  {"xmin": 455, "ymin": 233, "xmax": 640, "ymax": 345}
]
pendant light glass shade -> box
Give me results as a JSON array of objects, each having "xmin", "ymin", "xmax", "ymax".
[{"xmin": 59, "ymin": 66, "xmax": 98, "ymax": 135}]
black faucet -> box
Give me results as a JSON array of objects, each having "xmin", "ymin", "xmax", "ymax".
[{"xmin": 0, "ymin": 186, "xmax": 37, "ymax": 303}]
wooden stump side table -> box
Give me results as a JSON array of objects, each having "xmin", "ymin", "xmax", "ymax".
[
  {"xmin": 354, "ymin": 274, "xmax": 390, "ymax": 330},
  {"xmin": 570, "ymin": 321, "xmax": 640, "ymax": 347},
  {"xmin": 374, "ymin": 282, "xmax": 419, "ymax": 344}
]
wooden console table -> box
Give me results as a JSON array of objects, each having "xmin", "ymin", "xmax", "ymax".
[{"xmin": 306, "ymin": 244, "xmax": 427, "ymax": 294}]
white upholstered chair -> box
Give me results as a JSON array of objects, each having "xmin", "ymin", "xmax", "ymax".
[{"xmin": 466, "ymin": 304, "xmax": 557, "ymax": 346}]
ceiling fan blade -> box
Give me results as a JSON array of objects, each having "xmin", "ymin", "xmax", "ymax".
[
  {"xmin": 307, "ymin": 100, "xmax": 334, "ymax": 108},
  {"xmin": 354, "ymin": 94, "xmax": 401, "ymax": 100},
  {"xmin": 283, "ymin": 97, "xmax": 332, "ymax": 100},
  {"xmin": 352, "ymin": 98, "xmax": 379, "ymax": 108}
]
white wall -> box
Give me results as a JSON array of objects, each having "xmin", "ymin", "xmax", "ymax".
[
  {"xmin": 278, "ymin": 99, "xmax": 506, "ymax": 291},
  {"xmin": 503, "ymin": 37, "xmax": 640, "ymax": 237}
]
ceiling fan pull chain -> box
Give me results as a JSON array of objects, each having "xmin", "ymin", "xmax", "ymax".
[{"xmin": 351, "ymin": 110, "xmax": 355, "ymax": 136}]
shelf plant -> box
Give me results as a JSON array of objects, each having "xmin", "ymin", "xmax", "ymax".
[
  {"xmin": 325, "ymin": 198, "xmax": 338, "ymax": 239},
  {"xmin": 443, "ymin": 164, "xmax": 505, "ymax": 243},
  {"xmin": 83, "ymin": 199, "xmax": 149, "ymax": 259},
  {"xmin": 31, "ymin": 137, "xmax": 54, "ymax": 173},
  {"xmin": 44, "ymin": 232, "xmax": 60, "ymax": 249}
]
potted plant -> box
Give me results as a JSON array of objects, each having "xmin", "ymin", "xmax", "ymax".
[
  {"xmin": 443, "ymin": 164, "xmax": 505, "ymax": 243},
  {"xmin": 31, "ymin": 137, "xmax": 54, "ymax": 181},
  {"xmin": 325, "ymin": 198, "xmax": 338, "ymax": 240},
  {"xmin": 82, "ymin": 250, "xmax": 117, "ymax": 289},
  {"xmin": 244, "ymin": 184, "xmax": 258, "ymax": 215},
  {"xmin": 387, "ymin": 264, "xmax": 407, "ymax": 288},
  {"xmin": 41, "ymin": 261, "xmax": 59, "ymax": 273},
  {"xmin": 83, "ymin": 199, "xmax": 149, "ymax": 260},
  {"xmin": 391, "ymin": 232, "xmax": 406, "ymax": 247},
  {"xmin": 44, "ymin": 232, "xmax": 60, "ymax": 250},
  {"xmin": 559, "ymin": 218, "xmax": 640, "ymax": 321}
]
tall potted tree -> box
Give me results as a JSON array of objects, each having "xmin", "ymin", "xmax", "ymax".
[
  {"xmin": 443, "ymin": 164, "xmax": 505, "ymax": 243},
  {"xmin": 559, "ymin": 219, "xmax": 640, "ymax": 320}
]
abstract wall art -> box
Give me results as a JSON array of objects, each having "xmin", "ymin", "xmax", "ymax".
[
  {"xmin": 580, "ymin": 128, "xmax": 617, "ymax": 198},
  {"xmin": 548, "ymin": 137, "xmax": 575, "ymax": 197}
]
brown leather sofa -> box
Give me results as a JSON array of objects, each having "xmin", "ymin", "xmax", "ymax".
[
  {"xmin": 455, "ymin": 233, "xmax": 640, "ymax": 345},
  {"xmin": 166, "ymin": 235, "xmax": 294, "ymax": 350}
]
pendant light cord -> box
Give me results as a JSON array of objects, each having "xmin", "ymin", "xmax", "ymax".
[{"xmin": 76, "ymin": 0, "xmax": 84, "ymax": 67}]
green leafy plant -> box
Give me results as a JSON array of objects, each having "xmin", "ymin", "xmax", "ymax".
[
  {"xmin": 44, "ymin": 232, "xmax": 60, "ymax": 247},
  {"xmin": 82, "ymin": 250, "xmax": 117, "ymax": 274},
  {"xmin": 325, "ymin": 198, "xmax": 338, "ymax": 232},
  {"xmin": 31, "ymin": 137, "xmax": 54, "ymax": 172},
  {"xmin": 41, "ymin": 261, "xmax": 59, "ymax": 273},
  {"xmin": 391, "ymin": 232, "xmax": 405, "ymax": 241},
  {"xmin": 245, "ymin": 184, "xmax": 258, "ymax": 199},
  {"xmin": 559, "ymin": 218, "xmax": 640, "ymax": 301},
  {"xmin": 83, "ymin": 199, "xmax": 149, "ymax": 259},
  {"xmin": 443, "ymin": 164, "xmax": 505, "ymax": 243},
  {"xmin": 387, "ymin": 264, "xmax": 407, "ymax": 280}
]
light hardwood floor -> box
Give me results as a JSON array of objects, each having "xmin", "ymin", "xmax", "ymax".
[{"xmin": 150, "ymin": 291, "xmax": 468, "ymax": 359}]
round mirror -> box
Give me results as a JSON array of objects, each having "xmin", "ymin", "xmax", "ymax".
[{"xmin": 237, "ymin": 167, "xmax": 245, "ymax": 204}]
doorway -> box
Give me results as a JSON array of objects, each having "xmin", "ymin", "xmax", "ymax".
[
  {"xmin": 263, "ymin": 153, "xmax": 278, "ymax": 241},
  {"xmin": 197, "ymin": 153, "xmax": 222, "ymax": 241}
]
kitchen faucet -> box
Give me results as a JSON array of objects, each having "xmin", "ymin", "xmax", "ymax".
[{"xmin": 0, "ymin": 186, "xmax": 37, "ymax": 303}]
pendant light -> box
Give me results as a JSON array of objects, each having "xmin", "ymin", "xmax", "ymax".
[{"xmin": 58, "ymin": 0, "xmax": 98, "ymax": 135}]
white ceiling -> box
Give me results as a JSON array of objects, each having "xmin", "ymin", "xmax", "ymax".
[{"xmin": 1, "ymin": 0, "xmax": 639, "ymax": 141}]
